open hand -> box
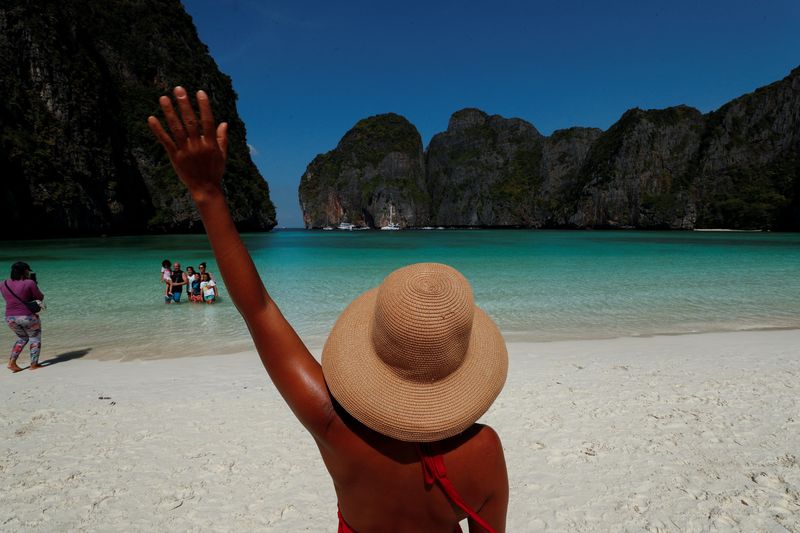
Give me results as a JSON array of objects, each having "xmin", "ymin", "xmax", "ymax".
[{"xmin": 148, "ymin": 87, "xmax": 228, "ymax": 197}]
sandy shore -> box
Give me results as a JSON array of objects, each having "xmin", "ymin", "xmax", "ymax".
[{"xmin": 1, "ymin": 329, "xmax": 798, "ymax": 531}]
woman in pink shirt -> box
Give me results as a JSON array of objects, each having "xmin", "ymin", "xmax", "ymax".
[{"xmin": 1, "ymin": 262, "xmax": 45, "ymax": 372}]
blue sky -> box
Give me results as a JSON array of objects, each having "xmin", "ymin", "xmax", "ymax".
[{"xmin": 183, "ymin": 0, "xmax": 800, "ymax": 228}]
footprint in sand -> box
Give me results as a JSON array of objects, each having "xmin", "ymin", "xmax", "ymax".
[
  {"xmin": 747, "ymin": 471, "xmax": 800, "ymax": 518},
  {"xmin": 12, "ymin": 410, "xmax": 56, "ymax": 437}
]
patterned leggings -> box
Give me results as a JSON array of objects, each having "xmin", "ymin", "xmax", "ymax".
[{"xmin": 6, "ymin": 315, "xmax": 41, "ymax": 365}]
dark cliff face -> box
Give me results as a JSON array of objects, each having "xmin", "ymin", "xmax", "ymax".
[
  {"xmin": 426, "ymin": 109, "xmax": 543, "ymax": 226},
  {"xmin": 298, "ymin": 113, "xmax": 427, "ymax": 228},
  {"xmin": 537, "ymin": 127, "xmax": 603, "ymax": 225},
  {"xmin": 570, "ymin": 106, "xmax": 705, "ymax": 229},
  {"xmin": 0, "ymin": 0, "xmax": 276, "ymax": 239},
  {"xmin": 694, "ymin": 68, "xmax": 800, "ymax": 229},
  {"xmin": 299, "ymin": 66, "xmax": 799, "ymax": 230}
]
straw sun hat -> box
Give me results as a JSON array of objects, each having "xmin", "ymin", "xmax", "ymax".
[{"xmin": 321, "ymin": 263, "xmax": 508, "ymax": 442}]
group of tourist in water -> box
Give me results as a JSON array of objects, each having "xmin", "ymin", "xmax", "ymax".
[{"xmin": 161, "ymin": 259, "xmax": 218, "ymax": 304}]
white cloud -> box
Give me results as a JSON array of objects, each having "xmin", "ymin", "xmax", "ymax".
[{"xmin": 247, "ymin": 143, "xmax": 259, "ymax": 156}]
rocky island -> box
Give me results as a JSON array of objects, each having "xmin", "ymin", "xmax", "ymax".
[
  {"xmin": 0, "ymin": 0, "xmax": 276, "ymax": 239},
  {"xmin": 299, "ymin": 67, "xmax": 799, "ymax": 230}
]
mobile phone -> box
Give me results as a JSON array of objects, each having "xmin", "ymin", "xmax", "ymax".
[{"xmin": 29, "ymin": 272, "xmax": 37, "ymax": 282}]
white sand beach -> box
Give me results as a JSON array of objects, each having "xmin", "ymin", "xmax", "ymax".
[{"xmin": 1, "ymin": 329, "xmax": 798, "ymax": 531}]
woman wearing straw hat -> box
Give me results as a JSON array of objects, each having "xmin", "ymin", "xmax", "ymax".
[{"xmin": 148, "ymin": 87, "xmax": 509, "ymax": 532}]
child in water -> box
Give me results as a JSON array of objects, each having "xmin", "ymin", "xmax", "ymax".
[
  {"xmin": 200, "ymin": 273, "xmax": 217, "ymax": 304},
  {"xmin": 161, "ymin": 259, "xmax": 173, "ymax": 303},
  {"xmin": 186, "ymin": 266, "xmax": 202, "ymax": 302},
  {"xmin": 190, "ymin": 269, "xmax": 203, "ymax": 302}
]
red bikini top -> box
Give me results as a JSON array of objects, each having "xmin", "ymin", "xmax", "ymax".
[{"xmin": 337, "ymin": 445, "xmax": 497, "ymax": 533}]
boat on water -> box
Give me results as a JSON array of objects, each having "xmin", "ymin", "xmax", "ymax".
[
  {"xmin": 337, "ymin": 222, "xmax": 355, "ymax": 231},
  {"xmin": 380, "ymin": 205, "xmax": 401, "ymax": 231},
  {"xmin": 322, "ymin": 226, "xmax": 334, "ymax": 231},
  {"xmin": 694, "ymin": 228, "xmax": 763, "ymax": 232}
]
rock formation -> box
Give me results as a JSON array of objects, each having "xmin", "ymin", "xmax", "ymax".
[
  {"xmin": 299, "ymin": 66, "xmax": 800, "ymax": 231},
  {"xmin": 426, "ymin": 109, "xmax": 543, "ymax": 226},
  {"xmin": 570, "ymin": 106, "xmax": 704, "ymax": 229},
  {"xmin": 0, "ymin": 0, "xmax": 276, "ymax": 239},
  {"xmin": 299, "ymin": 113, "xmax": 427, "ymax": 228},
  {"xmin": 693, "ymin": 68, "xmax": 800, "ymax": 229}
]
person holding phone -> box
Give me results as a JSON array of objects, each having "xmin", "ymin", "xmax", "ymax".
[{"xmin": 1, "ymin": 262, "xmax": 44, "ymax": 372}]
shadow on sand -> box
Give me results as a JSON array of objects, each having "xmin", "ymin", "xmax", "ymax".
[{"xmin": 42, "ymin": 348, "xmax": 92, "ymax": 367}]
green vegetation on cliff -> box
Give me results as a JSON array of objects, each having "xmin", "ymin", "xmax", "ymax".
[
  {"xmin": 299, "ymin": 67, "xmax": 799, "ymax": 231},
  {"xmin": 299, "ymin": 113, "xmax": 428, "ymax": 228},
  {"xmin": 340, "ymin": 113, "xmax": 422, "ymax": 166},
  {"xmin": 0, "ymin": 0, "xmax": 276, "ymax": 238}
]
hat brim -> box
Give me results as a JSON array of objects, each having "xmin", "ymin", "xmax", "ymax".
[{"xmin": 321, "ymin": 288, "xmax": 508, "ymax": 442}]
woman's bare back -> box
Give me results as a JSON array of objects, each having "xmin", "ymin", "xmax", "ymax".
[{"xmin": 318, "ymin": 406, "xmax": 508, "ymax": 532}]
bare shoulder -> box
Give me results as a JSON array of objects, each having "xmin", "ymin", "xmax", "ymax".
[
  {"xmin": 441, "ymin": 424, "xmax": 507, "ymax": 484},
  {"xmin": 446, "ymin": 423, "xmax": 504, "ymax": 458},
  {"xmin": 473, "ymin": 424, "xmax": 503, "ymax": 450},
  {"xmin": 467, "ymin": 425, "xmax": 507, "ymax": 477},
  {"xmin": 439, "ymin": 424, "xmax": 508, "ymax": 528},
  {"xmin": 463, "ymin": 425, "xmax": 508, "ymax": 530}
]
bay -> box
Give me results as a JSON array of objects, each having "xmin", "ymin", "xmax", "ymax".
[{"xmin": 1, "ymin": 230, "xmax": 799, "ymax": 360}]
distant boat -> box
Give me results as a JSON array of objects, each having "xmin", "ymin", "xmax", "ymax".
[
  {"xmin": 354, "ymin": 225, "xmax": 370, "ymax": 231},
  {"xmin": 322, "ymin": 226, "xmax": 334, "ymax": 231},
  {"xmin": 694, "ymin": 228, "xmax": 762, "ymax": 232},
  {"xmin": 381, "ymin": 205, "xmax": 401, "ymax": 231},
  {"xmin": 337, "ymin": 222, "xmax": 355, "ymax": 231}
]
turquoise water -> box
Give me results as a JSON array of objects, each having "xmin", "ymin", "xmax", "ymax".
[{"xmin": 1, "ymin": 230, "xmax": 799, "ymax": 360}]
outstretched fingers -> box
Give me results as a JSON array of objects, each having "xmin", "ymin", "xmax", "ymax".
[
  {"xmin": 174, "ymin": 86, "xmax": 200, "ymax": 138},
  {"xmin": 159, "ymin": 95, "xmax": 187, "ymax": 145},
  {"xmin": 150, "ymin": 88, "xmax": 227, "ymax": 172},
  {"xmin": 216, "ymin": 122, "xmax": 229, "ymax": 159},
  {"xmin": 197, "ymin": 90, "xmax": 216, "ymax": 139},
  {"xmin": 147, "ymin": 116, "xmax": 177, "ymax": 156}
]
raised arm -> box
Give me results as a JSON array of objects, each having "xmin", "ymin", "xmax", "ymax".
[{"xmin": 147, "ymin": 87, "xmax": 335, "ymax": 437}]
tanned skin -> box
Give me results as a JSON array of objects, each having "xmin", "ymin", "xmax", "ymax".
[{"xmin": 148, "ymin": 87, "xmax": 508, "ymax": 532}]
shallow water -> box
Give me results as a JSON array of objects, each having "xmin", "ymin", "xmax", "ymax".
[{"xmin": 1, "ymin": 230, "xmax": 799, "ymax": 360}]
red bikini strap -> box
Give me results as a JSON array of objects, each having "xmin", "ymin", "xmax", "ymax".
[
  {"xmin": 418, "ymin": 445, "xmax": 497, "ymax": 533},
  {"xmin": 337, "ymin": 505, "xmax": 356, "ymax": 533}
]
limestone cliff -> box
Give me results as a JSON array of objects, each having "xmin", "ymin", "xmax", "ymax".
[
  {"xmin": 693, "ymin": 67, "xmax": 800, "ymax": 229},
  {"xmin": 0, "ymin": 0, "xmax": 276, "ymax": 238},
  {"xmin": 426, "ymin": 109, "xmax": 543, "ymax": 226},
  {"xmin": 299, "ymin": 113, "xmax": 427, "ymax": 228},
  {"xmin": 570, "ymin": 106, "xmax": 704, "ymax": 229},
  {"xmin": 299, "ymin": 66, "xmax": 799, "ymax": 231},
  {"xmin": 537, "ymin": 127, "xmax": 603, "ymax": 225}
]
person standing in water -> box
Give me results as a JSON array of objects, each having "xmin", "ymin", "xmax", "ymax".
[
  {"xmin": 2, "ymin": 262, "xmax": 44, "ymax": 372},
  {"xmin": 199, "ymin": 273, "xmax": 217, "ymax": 303},
  {"xmin": 161, "ymin": 259, "xmax": 173, "ymax": 302},
  {"xmin": 185, "ymin": 266, "xmax": 201, "ymax": 302},
  {"xmin": 148, "ymin": 87, "xmax": 508, "ymax": 532},
  {"xmin": 198, "ymin": 262, "xmax": 213, "ymax": 280},
  {"xmin": 168, "ymin": 262, "xmax": 188, "ymax": 303}
]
